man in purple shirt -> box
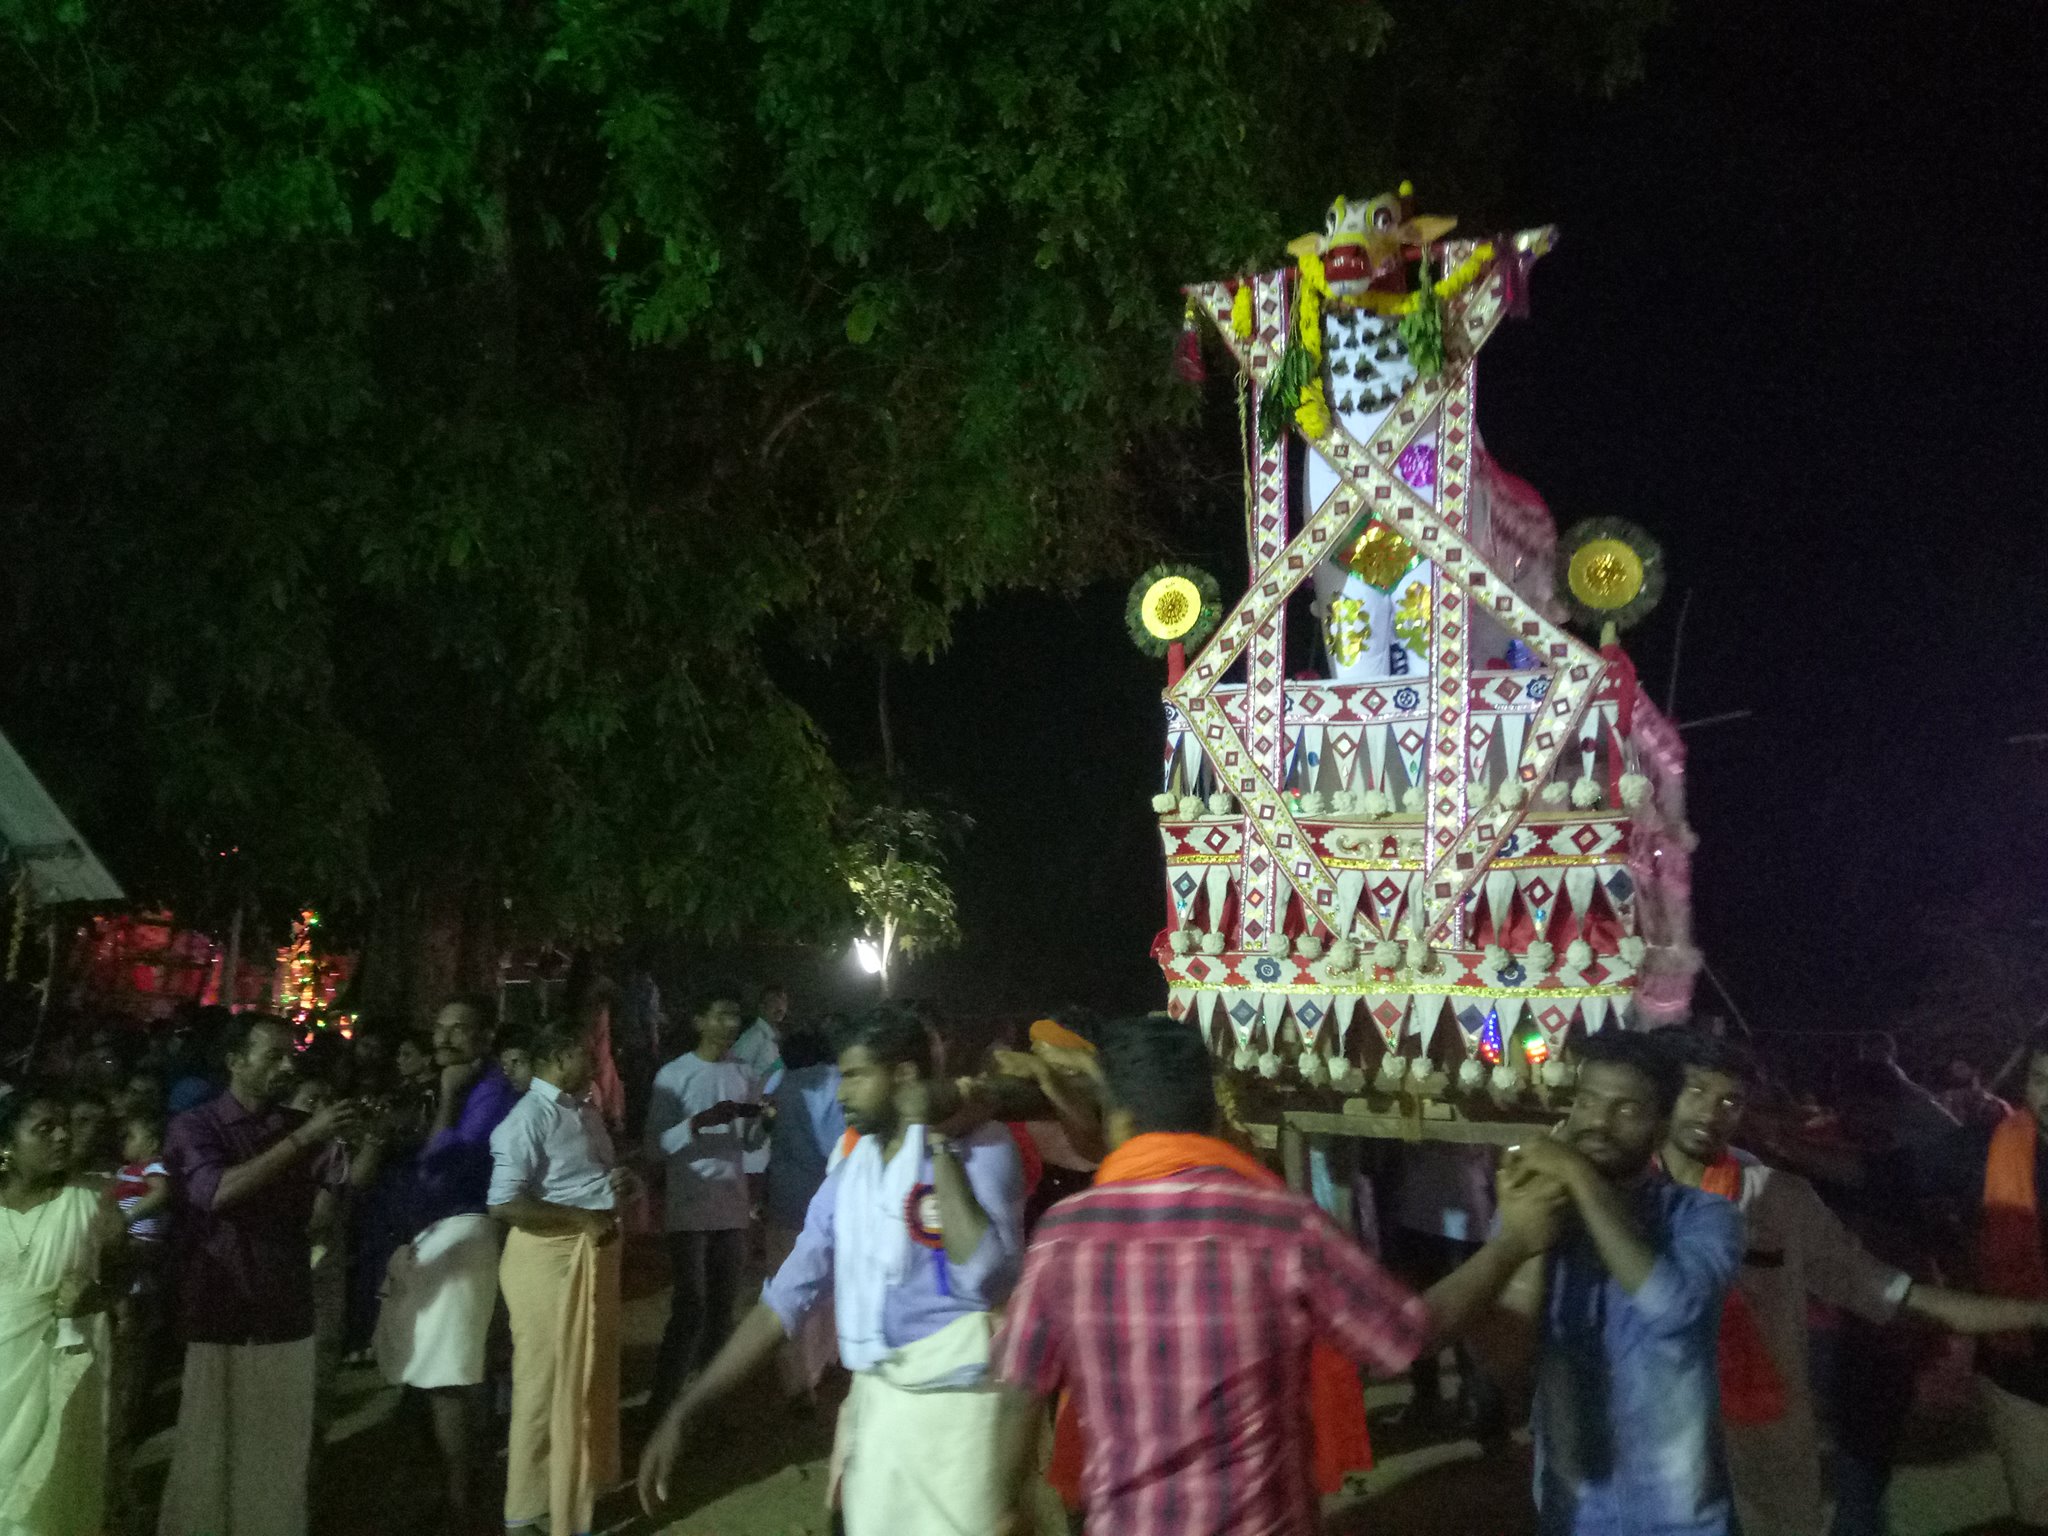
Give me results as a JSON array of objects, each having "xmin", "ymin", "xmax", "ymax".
[
  {"xmin": 158, "ymin": 1014, "xmax": 360, "ymax": 1536},
  {"xmin": 638, "ymin": 1009, "xmax": 1025, "ymax": 1532},
  {"xmin": 374, "ymin": 995, "xmax": 519, "ymax": 1535}
]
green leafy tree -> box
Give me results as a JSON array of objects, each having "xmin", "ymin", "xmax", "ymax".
[
  {"xmin": 0, "ymin": 0, "xmax": 1668, "ymax": 971},
  {"xmin": 840, "ymin": 805, "xmax": 968, "ymax": 996}
]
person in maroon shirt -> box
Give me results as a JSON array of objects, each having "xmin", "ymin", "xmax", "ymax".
[
  {"xmin": 994, "ymin": 1015, "xmax": 1565, "ymax": 1536},
  {"xmin": 157, "ymin": 1015, "xmax": 359, "ymax": 1536}
]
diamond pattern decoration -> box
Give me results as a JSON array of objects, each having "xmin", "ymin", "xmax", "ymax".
[{"xmin": 1176, "ymin": 238, "xmax": 1599, "ymax": 950}]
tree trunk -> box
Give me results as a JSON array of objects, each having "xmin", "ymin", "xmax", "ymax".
[{"xmin": 877, "ymin": 649, "xmax": 896, "ymax": 784}]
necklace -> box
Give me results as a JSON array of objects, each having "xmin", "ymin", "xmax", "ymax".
[
  {"xmin": 0, "ymin": 1200, "xmax": 50, "ymax": 1266},
  {"xmin": 0, "ymin": 1180, "xmax": 64, "ymax": 1263}
]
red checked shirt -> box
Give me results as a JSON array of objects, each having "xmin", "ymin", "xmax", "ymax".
[{"xmin": 993, "ymin": 1167, "xmax": 1432, "ymax": 1536}]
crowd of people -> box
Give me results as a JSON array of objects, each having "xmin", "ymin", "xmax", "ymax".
[{"xmin": 2, "ymin": 986, "xmax": 2047, "ymax": 1536}]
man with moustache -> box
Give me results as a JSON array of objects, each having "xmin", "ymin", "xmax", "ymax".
[
  {"xmin": 1658, "ymin": 1029, "xmax": 2048, "ymax": 1536},
  {"xmin": 1501, "ymin": 1030, "xmax": 1744, "ymax": 1536},
  {"xmin": 158, "ymin": 1016, "xmax": 361, "ymax": 1536}
]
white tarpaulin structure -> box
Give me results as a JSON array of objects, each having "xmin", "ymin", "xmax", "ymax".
[{"xmin": 0, "ymin": 725, "xmax": 121, "ymax": 906}]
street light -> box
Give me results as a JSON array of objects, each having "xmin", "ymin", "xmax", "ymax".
[{"xmin": 852, "ymin": 937, "xmax": 884, "ymax": 976}]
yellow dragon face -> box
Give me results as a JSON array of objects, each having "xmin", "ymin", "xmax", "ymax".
[{"xmin": 1290, "ymin": 189, "xmax": 1457, "ymax": 298}]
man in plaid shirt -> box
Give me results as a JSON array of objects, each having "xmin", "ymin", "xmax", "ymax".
[{"xmin": 993, "ymin": 1016, "xmax": 1565, "ymax": 1536}]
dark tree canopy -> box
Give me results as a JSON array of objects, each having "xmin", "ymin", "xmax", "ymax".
[{"xmin": 0, "ymin": 0, "xmax": 1668, "ymax": 943}]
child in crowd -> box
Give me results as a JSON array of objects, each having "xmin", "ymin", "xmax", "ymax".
[
  {"xmin": 114, "ymin": 1113, "xmax": 171, "ymax": 1243},
  {"xmin": 110, "ymin": 1111, "xmax": 172, "ymax": 1527}
]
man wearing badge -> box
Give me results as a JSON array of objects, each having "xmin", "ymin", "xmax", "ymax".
[{"xmin": 637, "ymin": 1007, "xmax": 1026, "ymax": 1535}]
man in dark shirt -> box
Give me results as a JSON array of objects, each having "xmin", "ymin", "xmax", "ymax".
[
  {"xmin": 1916, "ymin": 1030, "xmax": 2048, "ymax": 1528},
  {"xmin": 374, "ymin": 995, "xmax": 519, "ymax": 1535},
  {"xmin": 158, "ymin": 1014, "xmax": 358, "ymax": 1536}
]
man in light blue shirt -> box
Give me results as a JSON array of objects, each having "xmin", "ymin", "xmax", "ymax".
[
  {"xmin": 637, "ymin": 1008, "xmax": 1025, "ymax": 1532},
  {"xmin": 487, "ymin": 1020, "xmax": 632, "ymax": 1536},
  {"xmin": 1505, "ymin": 1030, "xmax": 1744, "ymax": 1536}
]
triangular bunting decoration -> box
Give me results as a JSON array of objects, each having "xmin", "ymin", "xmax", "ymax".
[
  {"xmin": 1221, "ymin": 990, "xmax": 1260, "ymax": 1050},
  {"xmin": 1484, "ymin": 871, "xmax": 1518, "ymax": 942},
  {"xmin": 1514, "ymin": 866, "xmax": 1563, "ymax": 934},
  {"xmin": 1580, "ymin": 994, "xmax": 1613, "ymax": 1035},
  {"xmin": 1195, "ymin": 989, "xmax": 1221, "ymax": 1048},
  {"xmin": 1364, "ymin": 992, "xmax": 1411, "ymax": 1052},
  {"xmin": 1167, "ymin": 986, "xmax": 1193, "ymax": 1024},
  {"xmin": 1453, "ymin": 998, "xmax": 1490, "ymax": 1048},
  {"xmin": 1499, "ymin": 710, "xmax": 1528, "ymax": 786},
  {"xmin": 1203, "ymin": 864, "xmax": 1233, "ymax": 938},
  {"xmin": 1293, "ymin": 993, "xmax": 1336, "ymax": 1051},
  {"xmin": 1328, "ymin": 726, "xmax": 1362, "ymax": 790},
  {"xmin": 1493, "ymin": 995, "xmax": 1528, "ymax": 1041},
  {"xmin": 1260, "ymin": 991, "xmax": 1289, "ymax": 1044},
  {"xmin": 1299, "ymin": 725, "xmax": 1326, "ymax": 796},
  {"xmin": 1563, "ymin": 868, "xmax": 1597, "ymax": 932},
  {"xmin": 1333, "ymin": 868, "xmax": 1366, "ymax": 940},
  {"xmin": 1410, "ymin": 994, "xmax": 1446, "ymax": 1057},
  {"xmin": 1362, "ymin": 870, "xmax": 1412, "ymax": 939},
  {"xmin": 1335, "ymin": 993, "xmax": 1362, "ymax": 1050},
  {"xmin": 1365, "ymin": 722, "xmax": 1391, "ymax": 792}
]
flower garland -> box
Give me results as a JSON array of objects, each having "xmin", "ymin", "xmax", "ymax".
[{"xmin": 1254, "ymin": 241, "xmax": 1495, "ymax": 447}]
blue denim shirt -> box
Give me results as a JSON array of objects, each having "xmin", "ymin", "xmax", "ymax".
[{"xmin": 1534, "ymin": 1174, "xmax": 1745, "ymax": 1536}]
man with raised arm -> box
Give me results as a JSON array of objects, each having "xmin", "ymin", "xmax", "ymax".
[{"xmin": 637, "ymin": 1007, "xmax": 1026, "ymax": 1535}]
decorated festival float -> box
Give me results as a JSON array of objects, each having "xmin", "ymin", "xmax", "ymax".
[{"xmin": 1131, "ymin": 188, "xmax": 1696, "ymax": 1151}]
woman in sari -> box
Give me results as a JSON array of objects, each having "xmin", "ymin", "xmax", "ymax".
[{"xmin": 0, "ymin": 1086, "xmax": 116, "ymax": 1536}]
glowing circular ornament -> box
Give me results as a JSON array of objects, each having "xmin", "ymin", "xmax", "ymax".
[
  {"xmin": 1556, "ymin": 517, "xmax": 1666, "ymax": 633},
  {"xmin": 1126, "ymin": 563, "xmax": 1223, "ymax": 658},
  {"xmin": 1143, "ymin": 577, "xmax": 1202, "ymax": 640},
  {"xmin": 1568, "ymin": 541, "xmax": 1643, "ymax": 609},
  {"xmin": 1346, "ymin": 521, "xmax": 1419, "ymax": 591}
]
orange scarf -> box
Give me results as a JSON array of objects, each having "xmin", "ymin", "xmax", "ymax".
[
  {"xmin": 1979, "ymin": 1111, "xmax": 2047, "ymax": 1357},
  {"xmin": 1698, "ymin": 1156, "xmax": 1788, "ymax": 1426},
  {"xmin": 1045, "ymin": 1132, "xmax": 1373, "ymax": 1509}
]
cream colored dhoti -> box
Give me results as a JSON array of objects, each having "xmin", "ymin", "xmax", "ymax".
[
  {"xmin": 499, "ymin": 1228, "xmax": 620, "ymax": 1536},
  {"xmin": 1982, "ymin": 1374, "xmax": 2048, "ymax": 1527},
  {"xmin": 156, "ymin": 1336, "xmax": 316, "ymax": 1536},
  {"xmin": 838, "ymin": 1313, "xmax": 1010, "ymax": 1536}
]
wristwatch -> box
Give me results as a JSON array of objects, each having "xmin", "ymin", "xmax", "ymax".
[{"xmin": 925, "ymin": 1130, "xmax": 954, "ymax": 1157}]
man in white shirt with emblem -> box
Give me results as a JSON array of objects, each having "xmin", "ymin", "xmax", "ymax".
[
  {"xmin": 645, "ymin": 988, "xmax": 765, "ymax": 1411},
  {"xmin": 637, "ymin": 1007, "xmax": 1026, "ymax": 1535}
]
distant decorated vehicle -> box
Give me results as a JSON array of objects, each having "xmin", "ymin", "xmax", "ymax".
[{"xmin": 1133, "ymin": 188, "xmax": 1694, "ymax": 1128}]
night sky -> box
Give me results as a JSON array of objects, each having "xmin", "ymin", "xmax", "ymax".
[{"xmin": 795, "ymin": 0, "xmax": 2048, "ymax": 1051}]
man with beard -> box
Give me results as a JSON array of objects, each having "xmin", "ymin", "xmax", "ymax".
[
  {"xmin": 636, "ymin": 1007, "xmax": 1025, "ymax": 1535},
  {"xmin": 158, "ymin": 1015, "xmax": 360, "ymax": 1536},
  {"xmin": 1658, "ymin": 1029, "xmax": 2048, "ymax": 1536},
  {"xmin": 1915, "ymin": 1028, "xmax": 2048, "ymax": 1529},
  {"xmin": 1500, "ymin": 1030, "xmax": 1744, "ymax": 1536},
  {"xmin": 375, "ymin": 995, "xmax": 519, "ymax": 1535}
]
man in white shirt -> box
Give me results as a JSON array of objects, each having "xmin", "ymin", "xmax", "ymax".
[
  {"xmin": 644, "ymin": 989, "xmax": 764, "ymax": 1410},
  {"xmin": 734, "ymin": 984, "xmax": 788, "ymax": 1092},
  {"xmin": 488, "ymin": 1019, "xmax": 633, "ymax": 1536},
  {"xmin": 732, "ymin": 985, "xmax": 788, "ymax": 1178},
  {"xmin": 1658, "ymin": 1031, "xmax": 2048, "ymax": 1536},
  {"xmin": 638, "ymin": 1008, "xmax": 1026, "ymax": 1534}
]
